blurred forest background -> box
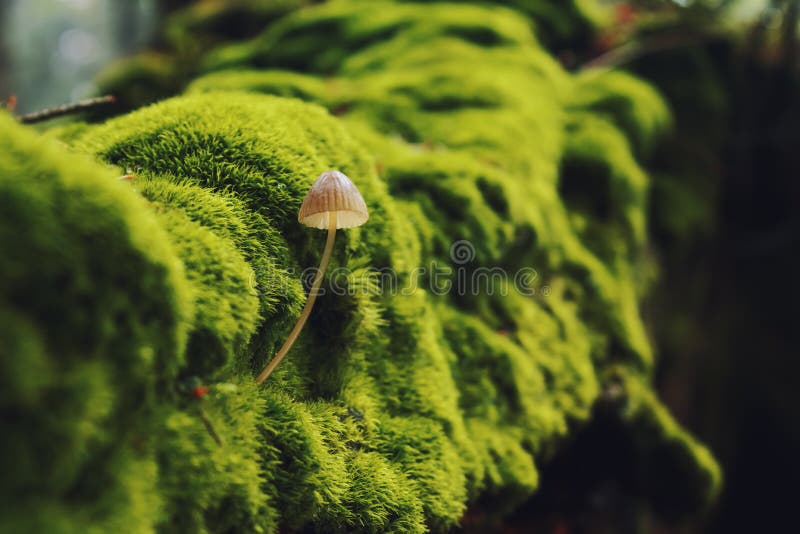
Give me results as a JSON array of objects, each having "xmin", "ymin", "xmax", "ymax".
[{"xmin": 1, "ymin": 0, "xmax": 798, "ymax": 532}]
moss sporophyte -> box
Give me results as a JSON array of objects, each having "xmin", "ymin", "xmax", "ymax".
[{"xmin": 256, "ymin": 170, "xmax": 369, "ymax": 384}]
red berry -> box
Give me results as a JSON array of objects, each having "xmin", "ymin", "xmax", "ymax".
[{"xmin": 192, "ymin": 386, "xmax": 209, "ymax": 399}]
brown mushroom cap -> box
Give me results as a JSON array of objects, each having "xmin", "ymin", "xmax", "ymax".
[{"xmin": 297, "ymin": 170, "xmax": 369, "ymax": 229}]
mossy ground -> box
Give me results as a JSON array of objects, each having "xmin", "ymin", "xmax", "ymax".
[{"xmin": 0, "ymin": 1, "xmax": 720, "ymax": 532}]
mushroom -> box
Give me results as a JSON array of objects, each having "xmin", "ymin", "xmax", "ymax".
[{"xmin": 256, "ymin": 170, "xmax": 369, "ymax": 384}]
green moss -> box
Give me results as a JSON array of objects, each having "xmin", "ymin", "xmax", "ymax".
[
  {"xmin": 0, "ymin": 111, "xmax": 190, "ymax": 532},
  {"xmin": 72, "ymin": 92, "xmax": 403, "ymax": 272},
  {"xmin": 187, "ymin": 1, "xmax": 654, "ymax": 369},
  {"xmin": 561, "ymin": 113, "xmax": 649, "ymax": 256},
  {"xmin": 343, "ymin": 451, "xmax": 426, "ymax": 533},
  {"xmin": 92, "ymin": 1, "xmax": 606, "ymax": 112},
  {"xmin": 488, "ymin": 0, "xmax": 609, "ymax": 48},
  {"xmin": 572, "ymin": 70, "xmax": 672, "ymax": 158},
  {"xmin": 258, "ymin": 393, "xmax": 352, "ymax": 530},
  {"xmin": 465, "ymin": 418, "xmax": 539, "ymax": 513},
  {"xmin": 619, "ymin": 371, "xmax": 723, "ymax": 518},
  {"xmin": 0, "ymin": 451, "xmax": 162, "ymax": 534},
  {"xmin": 136, "ymin": 175, "xmax": 304, "ymax": 368},
  {"xmin": 373, "ymin": 415, "xmax": 467, "ymax": 529},
  {"xmin": 153, "ymin": 208, "xmax": 260, "ymax": 377},
  {"xmin": 1, "ymin": 0, "xmax": 723, "ymax": 531},
  {"xmin": 382, "ymin": 154, "xmax": 516, "ymax": 268},
  {"xmin": 0, "ymin": 309, "xmax": 50, "ymax": 406},
  {"xmin": 166, "ymin": 0, "xmax": 307, "ymax": 52},
  {"xmin": 158, "ymin": 380, "xmax": 274, "ymax": 533},
  {"xmin": 188, "ymin": 69, "xmax": 330, "ymax": 103},
  {"xmin": 201, "ymin": 2, "xmax": 544, "ymax": 74}
]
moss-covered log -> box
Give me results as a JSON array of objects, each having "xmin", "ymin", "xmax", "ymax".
[{"xmin": 0, "ymin": 1, "xmax": 721, "ymax": 532}]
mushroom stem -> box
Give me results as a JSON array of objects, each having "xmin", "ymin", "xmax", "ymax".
[{"xmin": 256, "ymin": 212, "xmax": 337, "ymax": 384}]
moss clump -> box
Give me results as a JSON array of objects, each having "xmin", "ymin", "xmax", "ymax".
[
  {"xmin": 188, "ymin": 69, "xmax": 329, "ymax": 103},
  {"xmin": 618, "ymin": 371, "xmax": 723, "ymax": 519},
  {"xmin": 1, "ymin": 0, "xmax": 722, "ymax": 531},
  {"xmin": 486, "ymin": 0, "xmax": 609, "ymax": 49},
  {"xmin": 93, "ymin": 1, "xmax": 609, "ymax": 114},
  {"xmin": 153, "ymin": 208, "xmax": 259, "ymax": 377},
  {"xmin": 72, "ymin": 92, "xmax": 403, "ymax": 272},
  {"xmin": 560, "ymin": 113, "xmax": 649, "ymax": 258},
  {"xmin": 136, "ymin": 175, "xmax": 303, "ymax": 369},
  {"xmin": 165, "ymin": 0, "xmax": 308, "ymax": 53},
  {"xmin": 0, "ymin": 111, "xmax": 190, "ymax": 532},
  {"xmin": 158, "ymin": 380, "xmax": 275, "ymax": 533},
  {"xmin": 200, "ymin": 2, "xmax": 539, "ymax": 74},
  {"xmin": 187, "ymin": 0, "xmax": 657, "ymax": 370},
  {"xmin": 572, "ymin": 70, "xmax": 673, "ymax": 158}
]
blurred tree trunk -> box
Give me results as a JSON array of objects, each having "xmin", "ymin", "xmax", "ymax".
[{"xmin": 0, "ymin": 3, "xmax": 9, "ymax": 100}]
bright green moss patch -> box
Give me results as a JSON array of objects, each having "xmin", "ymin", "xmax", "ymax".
[
  {"xmin": 136, "ymin": 175, "xmax": 304, "ymax": 369},
  {"xmin": 202, "ymin": 2, "xmax": 532, "ymax": 74},
  {"xmin": 464, "ymin": 418, "xmax": 539, "ymax": 515},
  {"xmin": 572, "ymin": 70, "xmax": 673, "ymax": 158},
  {"xmin": 159, "ymin": 380, "xmax": 274, "ymax": 533},
  {"xmin": 72, "ymin": 92, "xmax": 403, "ymax": 273},
  {"xmin": 258, "ymin": 393, "xmax": 351, "ymax": 528},
  {"xmin": 188, "ymin": 69, "xmax": 330, "ymax": 103},
  {"xmin": 153, "ymin": 208, "xmax": 259, "ymax": 377},
  {"xmin": 343, "ymin": 451, "xmax": 426, "ymax": 533},
  {"xmin": 561, "ymin": 112, "xmax": 649, "ymax": 256},
  {"xmin": 0, "ymin": 111, "xmax": 190, "ymax": 532},
  {"xmin": 186, "ymin": 0, "xmax": 655, "ymax": 371},
  {"xmin": 373, "ymin": 415, "xmax": 467, "ymax": 529}
]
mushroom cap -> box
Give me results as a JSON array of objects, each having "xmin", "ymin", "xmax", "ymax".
[{"xmin": 298, "ymin": 170, "xmax": 369, "ymax": 229}]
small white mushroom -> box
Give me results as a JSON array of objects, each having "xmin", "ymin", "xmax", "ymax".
[{"xmin": 256, "ymin": 170, "xmax": 369, "ymax": 384}]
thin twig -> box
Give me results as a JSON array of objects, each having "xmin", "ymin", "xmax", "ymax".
[
  {"xmin": 18, "ymin": 95, "xmax": 116, "ymax": 124},
  {"xmin": 581, "ymin": 32, "xmax": 715, "ymax": 71},
  {"xmin": 198, "ymin": 407, "xmax": 224, "ymax": 447}
]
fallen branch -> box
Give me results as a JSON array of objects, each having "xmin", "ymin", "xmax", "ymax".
[{"xmin": 18, "ymin": 95, "xmax": 116, "ymax": 124}]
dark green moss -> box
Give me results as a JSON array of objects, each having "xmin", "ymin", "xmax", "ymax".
[{"xmin": 618, "ymin": 371, "xmax": 723, "ymax": 519}]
